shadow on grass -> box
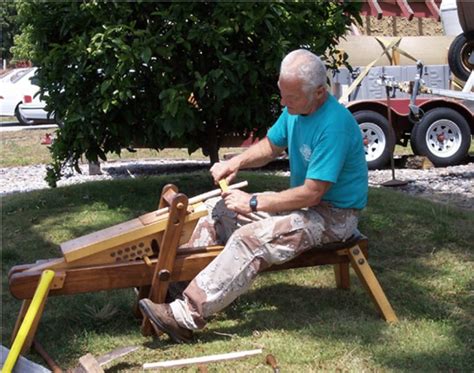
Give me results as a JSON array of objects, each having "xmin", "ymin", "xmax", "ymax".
[
  {"xmin": 214, "ymin": 261, "xmax": 473, "ymax": 370},
  {"xmin": 2, "ymin": 172, "xmax": 473, "ymax": 370}
]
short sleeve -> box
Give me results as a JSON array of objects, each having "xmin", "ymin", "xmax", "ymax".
[{"xmin": 267, "ymin": 109, "xmax": 288, "ymax": 148}]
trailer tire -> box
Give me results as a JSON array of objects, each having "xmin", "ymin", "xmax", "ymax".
[
  {"xmin": 353, "ymin": 110, "xmax": 395, "ymax": 170},
  {"xmin": 410, "ymin": 124, "xmax": 422, "ymax": 155},
  {"xmin": 412, "ymin": 107, "xmax": 471, "ymax": 167},
  {"xmin": 448, "ymin": 31, "xmax": 474, "ymax": 82}
]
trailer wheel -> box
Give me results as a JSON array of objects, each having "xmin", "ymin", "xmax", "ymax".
[
  {"xmin": 412, "ymin": 107, "xmax": 471, "ymax": 167},
  {"xmin": 448, "ymin": 31, "xmax": 474, "ymax": 82},
  {"xmin": 353, "ymin": 110, "xmax": 395, "ymax": 170}
]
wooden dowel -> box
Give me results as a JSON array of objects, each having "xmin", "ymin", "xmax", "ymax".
[
  {"xmin": 189, "ymin": 181, "xmax": 248, "ymax": 204},
  {"xmin": 33, "ymin": 340, "xmax": 63, "ymax": 373},
  {"xmin": 143, "ymin": 349, "xmax": 262, "ymax": 370},
  {"xmin": 143, "ymin": 255, "xmax": 153, "ymax": 267},
  {"xmin": 153, "ymin": 181, "xmax": 248, "ymax": 217}
]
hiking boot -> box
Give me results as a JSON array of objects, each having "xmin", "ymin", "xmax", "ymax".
[{"xmin": 139, "ymin": 299, "xmax": 193, "ymax": 343}]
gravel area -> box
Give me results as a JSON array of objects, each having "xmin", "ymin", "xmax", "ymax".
[{"xmin": 1, "ymin": 159, "xmax": 473, "ymax": 211}]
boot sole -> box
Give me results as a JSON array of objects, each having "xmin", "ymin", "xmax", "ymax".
[{"xmin": 139, "ymin": 301, "xmax": 192, "ymax": 344}]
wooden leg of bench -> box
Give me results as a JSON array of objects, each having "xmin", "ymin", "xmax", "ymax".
[
  {"xmin": 11, "ymin": 300, "xmax": 31, "ymax": 345},
  {"xmin": 10, "ymin": 293, "xmax": 49, "ymax": 355},
  {"xmin": 348, "ymin": 245, "xmax": 398, "ymax": 323},
  {"xmin": 133, "ymin": 285, "xmax": 151, "ymax": 318},
  {"xmin": 333, "ymin": 263, "xmax": 350, "ymax": 289}
]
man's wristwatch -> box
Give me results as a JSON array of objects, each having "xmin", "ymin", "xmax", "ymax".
[{"xmin": 249, "ymin": 195, "xmax": 258, "ymax": 212}]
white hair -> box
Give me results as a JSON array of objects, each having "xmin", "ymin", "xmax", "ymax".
[{"xmin": 279, "ymin": 49, "xmax": 327, "ymax": 93}]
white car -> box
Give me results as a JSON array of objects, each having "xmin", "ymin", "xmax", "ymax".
[{"xmin": 0, "ymin": 67, "xmax": 54, "ymax": 125}]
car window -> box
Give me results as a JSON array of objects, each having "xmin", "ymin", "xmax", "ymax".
[{"xmin": 9, "ymin": 68, "xmax": 36, "ymax": 84}]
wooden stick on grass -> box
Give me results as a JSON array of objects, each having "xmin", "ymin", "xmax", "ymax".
[{"xmin": 143, "ymin": 349, "xmax": 263, "ymax": 370}]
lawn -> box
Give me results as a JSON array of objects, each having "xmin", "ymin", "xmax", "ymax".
[
  {"xmin": 1, "ymin": 172, "xmax": 473, "ymax": 372},
  {"xmin": 1, "ymin": 127, "xmax": 473, "ymax": 168},
  {"xmin": 0, "ymin": 128, "xmax": 243, "ymax": 168}
]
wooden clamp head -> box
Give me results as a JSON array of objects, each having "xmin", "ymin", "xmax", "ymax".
[{"xmin": 159, "ymin": 184, "xmax": 179, "ymax": 209}]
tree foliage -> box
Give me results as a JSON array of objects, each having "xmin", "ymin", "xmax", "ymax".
[
  {"xmin": 1, "ymin": 2, "xmax": 20, "ymax": 62},
  {"xmin": 14, "ymin": 1, "xmax": 361, "ymax": 186}
]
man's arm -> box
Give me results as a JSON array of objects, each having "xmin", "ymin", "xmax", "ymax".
[
  {"xmin": 211, "ymin": 137, "xmax": 285, "ymax": 184},
  {"xmin": 222, "ymin": 178, "xmax": 332, "ymax": 214}
]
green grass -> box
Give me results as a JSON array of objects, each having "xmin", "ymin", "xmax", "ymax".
[
  {"xmin": 2, "ymin": 173, "xmax": 473, "ymax": 372},
  {"xmin": 0, "ymin": 128, "xmax": 245, "ymax": 168},
  {"xmin": 1, "ymin": 128, "xmax": 472, "ymax": 168}
]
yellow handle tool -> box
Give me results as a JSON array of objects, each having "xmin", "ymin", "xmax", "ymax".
[
  {"xmin": 218, "ymin": 180, "xmax": 229, "ymax": 192},
  {"xmin": 3, "ymin": 270, "xmax": 55, "ymax": 373}
]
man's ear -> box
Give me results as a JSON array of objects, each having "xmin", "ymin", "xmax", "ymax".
[{"xmin": 314, "ymin": 85, "xmax": 325, "ymax": 100}]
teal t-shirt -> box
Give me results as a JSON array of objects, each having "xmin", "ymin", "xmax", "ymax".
[{"xmin": 267, "ymin": 94, "xmax": 368, "ymax": 209}]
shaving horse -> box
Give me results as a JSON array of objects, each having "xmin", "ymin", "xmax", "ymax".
[{"xmin": 8, "ymin": 180, "xmax": 397, "ymax": 354}]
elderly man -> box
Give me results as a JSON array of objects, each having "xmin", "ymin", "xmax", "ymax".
[{"xmin": 139, "ymin": 49, "xmax": 368, "ymax": 343}]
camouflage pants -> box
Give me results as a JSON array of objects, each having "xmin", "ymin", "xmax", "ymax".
[{"xmin": 170, "ymin": 195, "xmax": 359, "ymax": 330}]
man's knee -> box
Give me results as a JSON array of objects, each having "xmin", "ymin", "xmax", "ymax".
[{"xmin": 227, "ymin": 224, "xmax": 258, "ymax": 251}]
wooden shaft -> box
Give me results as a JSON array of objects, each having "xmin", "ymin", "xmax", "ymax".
[
  {"xmin": 152, "ymin": 181, "xmax": 248, "ymax": 218},
  {"xmin": 189, "ymin": 181, "xmax": 247, "ymax": 204},
  {"xmin": 143, "ymin": 255, "xmax": 153, "ymax": 267},
  {"xmin": 33, "ymin": 340, "xmax": 63, "ymax": 373},
  {"xmin": 143, "ymin": 349, "xmax": 262, "ymax": 370}
]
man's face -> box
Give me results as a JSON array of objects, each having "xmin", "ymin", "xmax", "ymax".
[
  {"xmin": 278, "ymin": 76, "xmax": 314, "ymax": 115},
  {"xmin": 278, "ymin": 76, "xmax": 325, "ymax": 115}
]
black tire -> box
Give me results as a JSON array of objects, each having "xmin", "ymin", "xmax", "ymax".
[
  {"xmin": 448, "ymin": 31, "xmax": 474, "ymax": 82},
  {"xmin": 457, "ymin": 1, "xmax": 474, "ymax": 34},
  {"xmin": 410, "ymin": 124, "xmax": 421, "ymax": 155},
  {"xmin": 412, "ymin": 107, "xmax": 471, "ymax": 167},
  {"xmin": 353, "ymin": 110, "xmax": 396, "ymax": 170},
  {"xmin": 14, "ymin": 105, "xmax": 32, "ymax": 126}
]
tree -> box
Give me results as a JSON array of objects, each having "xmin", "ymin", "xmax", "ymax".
[
  {"xmin": 14, "ymin": 1, "xmax": 361, "ymax": 186},
  {"xmin": 1, "ymin": 2, "xmax": 20, "ymax": 63}
]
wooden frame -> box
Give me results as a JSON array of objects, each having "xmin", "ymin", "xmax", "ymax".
[{"xmin": 8, "ymin": 183, "xmax": 397, "ymax": 351}]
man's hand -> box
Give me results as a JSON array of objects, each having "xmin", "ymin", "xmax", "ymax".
[
  {"xmin": 221, "ymin": 189, "xmax": 252, "ymax": 214},
  {"xmin": 210, "ymin": 161, "xmax": 239, "ymax": 185}
]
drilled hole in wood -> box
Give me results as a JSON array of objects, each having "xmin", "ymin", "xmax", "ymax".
[
  {"xmin": 151, "ymin": 239, "xmax": 160, "ymax": 255},
  {"xmin": 132, "ymin": 245, "xmax": 137, "ymax": 250},
  {"xmin": 139, "ymin": 242, "xmax": 145, "ymax": 248},
  {"xmin": 125, "ymin": 247, "xmax": 130, "ymax": 252},
  {"xmin": 110, "ymin": 252, "xmax": 116, "ymax": 257}
]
